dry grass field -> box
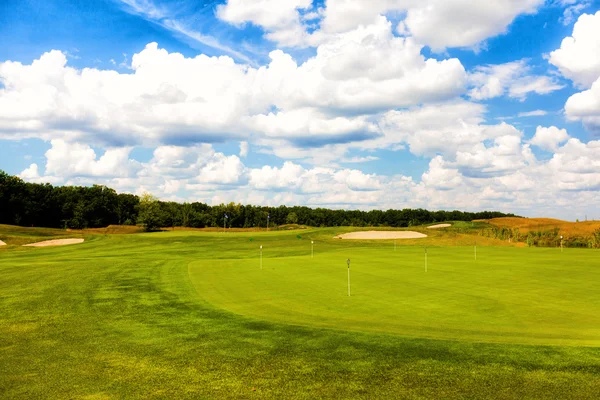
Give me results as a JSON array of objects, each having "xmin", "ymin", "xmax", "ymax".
[{"xmin": 476, "ymin": 217, "xmax": 600, "ymax": 236}]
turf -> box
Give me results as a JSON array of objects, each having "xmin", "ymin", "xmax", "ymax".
[
  {"xmin": 1, "ymin": 227, "xmax": 599, "ymax": 399},
  {"xmin": 189, "ymin": 245, "xmax": 600, "ymax": 346}
]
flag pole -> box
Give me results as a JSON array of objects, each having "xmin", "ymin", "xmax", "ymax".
[{"xmin": 347, "ymin": 258, "xmax": 351, "ymax": 296}]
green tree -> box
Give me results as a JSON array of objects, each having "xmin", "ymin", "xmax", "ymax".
[
  {"xmin": 286, "ymin": 212, "xmax": 299, "ymax": 224},
  {"xmin": 181, "ymin": 202, "xmax": 192, "ymax": 227},
  {"xmin": 137, "ymin": 193, "xmax": 162, "ymax": 231}
]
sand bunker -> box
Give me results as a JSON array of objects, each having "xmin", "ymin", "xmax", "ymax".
[
  {"xmin": 24, "ymin": 238, "xmax": 84, "ymax": 247},
  {"xmin": 0, "ymin": 240, "xmax": 6, "ymax": 246},
  {"xmin": 427, "ymin": 224, "xmax": 452, "ymax": 229},
  {"xmin": 335, "ymin": 231, "xmax": 427, "ymax": 240}
]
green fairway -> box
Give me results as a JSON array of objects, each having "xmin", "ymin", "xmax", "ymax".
[{"xmin": 1, "ymin": 227, "xmax": 599, "ymax": 399}]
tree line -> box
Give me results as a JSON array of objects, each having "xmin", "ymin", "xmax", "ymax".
[{"xmin": 0, "ymin": 170, "xmax": 516, "ymax": 230}]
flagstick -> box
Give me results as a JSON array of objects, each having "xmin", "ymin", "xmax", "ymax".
[
  {"xmin": 425, "ymin": 247, "xmax": 428, "ymax": 273},
  {"xmin": 560, "ymin": 236, "xmax": 563, "ymax": 253},
  {"xmin": 347, "ymin": 259, "xmax": 351, "ymax": 296},
  {"xmin": 348, "ymin": 266, "xmax": 351, "ymax": 296},
  {"xmin": 260, "ymin": 246, "xmax": 263, "ymax": 270}
]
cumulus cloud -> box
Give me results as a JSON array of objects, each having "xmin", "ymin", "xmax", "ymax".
[
  {"xmin": 0, "ymin": 23, "xmax": 466, "ymax": 151},
  {"xmin": 565, "ymin": 78, "xmax": 600, "ymax": 133},
  {"xmin": 198, "ymin": 153, "xmax": 247, "ymax": 185},
  {"xmin": 530, "ymin": 126, "xmax": 570, "ymax": 152},
  {"xmin": 319, "ymin": 0, "xmax": 543, "ymax": 51},
  {"xmin": 18, "ymin": 163, "xmax": 62, "ymax": 185},
  {"xmin": 249, "ymin": 162, "xmax": 307, "ymax": 191},
  {"xmin": 396, "ymin": 0, "xmax": 543, "ymax": 51},
  {"xmin": 17, "ymin": 129, "xmax": 600, "ymax": 219},
  {"xmin": 217, "ymin": 0, "xmax": 544, "ymax": 52},
  {"xmin": 545, "ymin": 138, "xmax": 600, "ymax": 191},
  {"xmin": 379, "ymin": 101, "xmax": 522, "ymax": 157},
  {"xmin": 216, "ymin": 0, "xmax": 315, "ymax": 48},
  {"xmin": 43, "ymin": 139, "xmax": 140, "ymax": 178},
  {"xmin": 549, "ymin": 11, "xmax": 600, "ymax": 88},
  {"xmin": 258, "ymin": 19, "xmax": 466, "ymax": 113},
  {"xmin": 468, "ymin": 60, "xmax": 563, "ymax": 101},
  {"xmin": 552, "ymin": 12, "xmax": 600, "ymax": 134},
  {"xmin": 248, "ymin": 108, "xmax": 381, "ymax": 146}
]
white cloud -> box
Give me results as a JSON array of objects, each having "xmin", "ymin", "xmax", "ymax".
[
  {"xmin": 421, "ymin": 156, "xmax": 464, "ymax": 190},
  {"xmin": 551, "ymin": 11, "xmax": 600, "ymax": 135},
  {"xmin": 468, "ymin": 60, "xmax": 563, "ymax": 101},
  {"xmin": 216, "ymin": 0, "xmax": 315, "ymax": 48},
  {"xmin": 16, "ymin": 130, "xmax": 600, "ymax": 220},
  {"xmin": 508, "ymin": 76, "xmax": 564, "ymax": 100},
  {"xmin": 239, "ymin": 141, "xmax": 249, "ymax": 158},
  {"xmin": 453, "ymin": 135, "xmax": 531, "ymax": 178},
  {"xmin": 318, "ymin": 0, "xmax": 543, "ymax": 51},
  {"xmin": 258, "ymin": 19, "xmax": 466, "ymax": 113},
  {"xmin": 380, "ymin": 101, "xmax": 522, "ymax": 157},
  {"xmin": 518, "ymin": 110, "xmax": 548, "ymax": 117},
  {"xmin": 549, "ymin": 11, "xmax": 600, "ymax": 88},
  {"xmin": 530, "ymin": 126, "xmax": 570, "ymax": 152},
  {"xmin": 545, "ymin": 138, "xmax": 600, "ymax": 191},
  {"xmin": 144, "ymin": 144, "xmax": 216, "ymax": 178},
  {"xmin": 43, "ymin": 139, "xmax": 140, "ymax": 178},
  {"xmin": 0, "ymin": 24, "xmax": 466, "ymax": 151},
  {"xmin": 216, "ymin": 0, "xmax": 544, "ymax": 52},
  {"xmin": 198, "ymin": 153, "xmax": 247, "ymax": 185},
  {"xmin": 248, "ymin": 108, "xmax": 381, "ymax": 146},
  {"xmin": 397, "ymin": 0, "xmax": 543, "ymax": 52},
  {"xmin": 557, "ymin": 0, "xmax": 592, "ymax": 26},
  {"xmin": 19, "ymin": 163, "xmax": 41, "ymax": 180},
  {"xmin": 249, "ymin": 162, "xmax": 304, "ymax": 191},
  {"xmin": 18, "ymin": 163, "xmax": 61, "ymax": 184},
  {"xmin": 342, "ymin": 156, "xmax": 380, "ymax": 163},
  {"xmin": 564, "ymin": 77, "xmax": 600, "ymax": 132},
  {"xmin": 334, "ymin": 169, "xmax": 384, "ymax": 191}
]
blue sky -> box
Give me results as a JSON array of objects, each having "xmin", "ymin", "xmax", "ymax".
[{"xmin": 1, "ymin": 0, "xmax": 600, "ymax": 220}]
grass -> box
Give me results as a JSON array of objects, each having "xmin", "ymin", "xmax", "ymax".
[
  {"xmin": 479, "ymin": 217, "xmax": 600, "ymax": 236},
  {"xmin": 0, "ymin": 224, "xmax": 83, "ymax": 247},
  {"xmin": 189, "ymin": 246, "xmax": 600, "ymax": 346},
  {"xmin": 1, "ymin": 225, "xmax": 599, "ymax": 399}
]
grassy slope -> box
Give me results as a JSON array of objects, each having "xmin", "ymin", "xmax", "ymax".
[
  {"xmin": 0, "ymin": 224, "xmax": 83, "ymax": 247},
  {"xmin": 480, "ymin": 217, "xmax": 600, "ymax": 236},
  {"xmin": 0, "ymin": 227, "xmax": 599, "ymax": 398}
]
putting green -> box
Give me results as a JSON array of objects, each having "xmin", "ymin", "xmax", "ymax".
[{"xmin": 189, "ymin": 246, "xmax": 600, "ymax": 346}]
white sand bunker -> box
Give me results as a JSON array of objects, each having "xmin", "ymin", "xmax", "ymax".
[
  {"xmin": 427, "ymin": 224, "xmax": 452, "ymax": 229},
  {"xmin": 24, "ymin": 238, "xmax": 84, "ymax": 247},
  {"xmin": 335, "ymin": 231, "xmax": 427, "ymax": 240},
  {"xmin": 0, "ymin": 240, "xmax": 6, "ymax": 246}
]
